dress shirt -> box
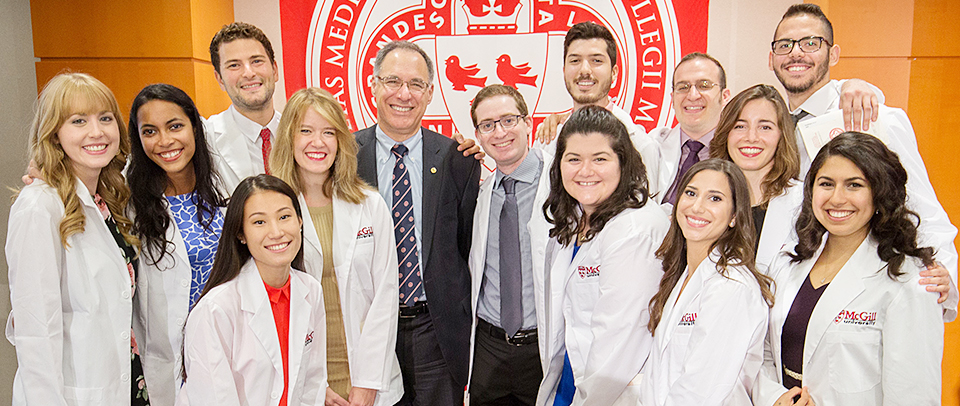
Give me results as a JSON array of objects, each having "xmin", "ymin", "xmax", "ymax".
[
  {"xmin": 375, "ymin": 126, "xmax": 426, "ymax": 302},
  {"xmin": 477, "ymin": 149, "xmax": 543, "ymax": 330},
  {"xmin": 264, "ymin": 277, "xmax": 291, "ymax": 406},
  {"xmin": 225, "ymin": 105, "xmax": 281, "ymax": 176},
  {"xmin": 664, "ymin": 128, "xmax": 714, "ymax": 201}
]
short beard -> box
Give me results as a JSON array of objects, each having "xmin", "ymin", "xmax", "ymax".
[
  {"xmin": 566, "ymin": 78, "xmax": 612, "ymax": 107},
  {"xmin": 776, "ymin": 53, "xmax": 830, "ymax": 95}
]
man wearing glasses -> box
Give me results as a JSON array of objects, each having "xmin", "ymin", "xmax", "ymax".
[
  {"xmin": 465, "ymin": 84, "xmax": 547, "ymax": 405},
  {"xmin": 354, "ymin": 40, "xmax": 480, "ymax": 405},
  {"xmin": 654, "ymin": 52, "xmax": 731, "ymax": 205}
]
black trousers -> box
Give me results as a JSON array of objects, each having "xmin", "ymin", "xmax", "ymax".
[
  {"xmin": 395, "ymin": 310, "xmax": 462, "ymax": 406},
  {"xmin": 468, "ymin": 321, "xmax": 542, "ymax": 406}
]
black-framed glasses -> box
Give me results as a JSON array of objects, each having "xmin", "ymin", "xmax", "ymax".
[
  {"xmin": 673, "ymin": 80, "xmax": 719, "ymax": 94},
  {"xmin": 771, "ymin": 36, "xmax": 831, "ymax": 55},
  {"xmin": 476, "ymin": 115, "xmax": 526, "ymax": 134},
  {"xmin": 376, "ymin": 75, "xmax": 430, "ymax": 95}
]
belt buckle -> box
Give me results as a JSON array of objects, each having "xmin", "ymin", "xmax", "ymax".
[
  {"xmin": 399, "ymin": 311, "xmax": 417, "ymax": 319},
  {"xmin": 505, "ymin": 332, "xmax": 523, "ymax": 346}
]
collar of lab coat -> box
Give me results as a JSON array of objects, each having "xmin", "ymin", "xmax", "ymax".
[
  {"xmin": 655, "ymin": 249, "xmax": 723, "ymax": 353},
  {"xmin": 236, "ymin": 259, "xmax": 313, "ymax": 390},
  {"xmin": 298, "ymin": 193, "xmax": 360, "ymax": 291}
]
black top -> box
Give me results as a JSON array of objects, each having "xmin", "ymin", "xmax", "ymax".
[
  {"xmin": 781, "ymin": 275, "xmax": 829, "ymax": 389},
  {"xmin": 752, "ymin": 204, "xmax": 767, "ymax": 248}
]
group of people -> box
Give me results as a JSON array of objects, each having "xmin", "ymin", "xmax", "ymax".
[{"xmin": 5, "ymin": 3, "xmax": 957, "ymax": 406}]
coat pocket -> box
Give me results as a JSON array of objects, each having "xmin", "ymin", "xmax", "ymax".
[{"xmin": 825, "ymin": 331, "xmax": 881, "ymax": 393}]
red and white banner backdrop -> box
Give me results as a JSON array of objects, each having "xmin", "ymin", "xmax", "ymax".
[{"xmin": 280, "ymin": 0, "xmax": 708, "ymax": 169}]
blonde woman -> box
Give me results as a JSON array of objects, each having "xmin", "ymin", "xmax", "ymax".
[
  {"xmin": 6, "ymin": 72, "xmax": 147, "ymax": 405},
  {"xmin": 272, "ymin": 87, "xmax": 402, "ymax": 406}
]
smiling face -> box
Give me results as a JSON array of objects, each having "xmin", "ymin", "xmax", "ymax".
[
  {"xmin": 812, "ymin": 155, "xmax": 873, "ymax": 242},
  {"xmin": 560, "ymin": 132, "xmax": 621, "ymax": 216},
  {"xmin": 769, "ymin": 14, "xmax": 839, "ymax": 99},
  {"xmin": 726, "ymin": 99, "xmax": 781, "ymax": 177},
  {"xmin": 677, "ymin": 169, "xmax": 735, "ymax": 251},
  {"xmin": 241, "ymin": 190, "xmax": 303, "ymax": 277},
  {"xmin": 474, "ymin": 94, "xmax": 531, "ymax": 175},
  {"xmin": 563, "ymin": 38, "xmax": 618, "ymax": 109},
  {"xmin": 672, "ymin": 58, "xmax": 730, "ymax": 139},
  {"xmin": 57, "ymin": 103, "xmax": 121, "ymax": 191},
  {"xmin": 137, "ymin": 100, "xmax": 196, "ymax": 181},
  {"xmin": 294, "ymin": 107, "xmax": 339, "ymax": 183},
  {"xmin": 373, "ymin": 48, "xmax": 434, "ymax": 142},
  {"xmin": 216, "ymin": 38, "xmax": 278, "ymax": 114}
]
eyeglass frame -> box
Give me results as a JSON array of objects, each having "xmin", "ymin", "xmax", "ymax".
[
  {"xmin": 770, "ymin": 36, "xmax": 832, "ymax": 55},
  {"xmin": 375, "ymin": 75, "xmax": 431, "ymax": 95},
  {"xmin": 672, "ymin": 80, "xmax": 720, "ymax": 94},
  {"xmin": 475, "ymin": 114, "xmax": 527, "ymax": 135}
]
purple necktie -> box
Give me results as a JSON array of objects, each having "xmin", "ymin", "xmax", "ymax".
[{"xmin": 668, "ymin": 140, "xmax": 705, "ymax": 204}]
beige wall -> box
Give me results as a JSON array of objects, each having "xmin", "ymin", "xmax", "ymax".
[{"xmin": 0, "ymin": 0, "xmax": 37, "ymax": 402}]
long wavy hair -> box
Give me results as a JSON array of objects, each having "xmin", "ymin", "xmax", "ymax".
[
  {"xmin": 24, "ymin": 72, "xmax": 137, "ymax": 248},
  {"xmin": 648, "ymin": 159, "xmax": 774, "ymax": 333},
  {"xmin": 543, "ymin": 105, "xmax": 649, "ymax": 246},
  {"xmin": 710, "ymin": 84, "xmax": 800, "ymax": 206},
  {"xmin": 127, "ymin": 84, "xmax": 227, "ymax": 266},
  {"xmin": 790, "ymin": 132, "xmax": 933, "ymax": 278},
  {"xmin": 271, "ymin": 87, "xmax": 370, "ymax": 204}
]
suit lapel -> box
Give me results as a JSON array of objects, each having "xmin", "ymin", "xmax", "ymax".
[
  {"xmin": 470, "ymin": 176, "xmax": 496, "ymax": 308},
  {"xmin": 420, "ymin": 129, "xmax": 445, "ymax": 266},
  {"xmin": 355, "ymin": 126, "xmax": 378, "ymax": 187},
  {"xmin": 238, "ymin": 261, "xmax": 285, "ymax": 381},
  {"xmin": 657, "ymin": 127, "xmax": 682, "ymax": 202}
]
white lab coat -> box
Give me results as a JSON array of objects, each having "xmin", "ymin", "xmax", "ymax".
[
  {"xmin": 6, "ymin": 179, "xmax": 133, "ymax": 406},
  {"xmin": 178, "ymin": 260, "xmax": 328, "ymax": 406},
  {"xmin": 465, "ymin": 149, "xmax": 552, "ymax": 395},
  {"xmin": 132, "ymin": 204, "xmax": 226, "ymax": 406},
  {"xmin": 640, "ymin": 251, "xmax": 768, "ymax": 406},
  {"xmin": 754, "ymin": 236, "xmax": 943, "ymax": 406},
  {"xmin": 298, "ymin": 189, "xmax": 403, "ymax": 405},
  {"xmin": 608, "ymin": 103, "xmax": 662, "ymax": 197},
  {"xmin": 755, "ymin": 183, "xmax": 803, "ymax": 273},
  {"xmin": 535, "ymin": 204, "xmax": 670, "ymax": 406},
  {"xmin": 204, "ymin": 105, "xmax": 280, "ymax": 193}
]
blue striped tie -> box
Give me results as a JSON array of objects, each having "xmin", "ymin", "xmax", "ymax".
[{"xmin": 392, "ymin": 144, "xmax": 424, "ymax": 305}]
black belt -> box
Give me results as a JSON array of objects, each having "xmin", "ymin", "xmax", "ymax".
[
  {"xmin": 477, "ymin": 318, "xmax": 537, "ymax": 346},
  {"xmin": 399, "ymin": 302, "xmax": 429, "ymax": 319}
]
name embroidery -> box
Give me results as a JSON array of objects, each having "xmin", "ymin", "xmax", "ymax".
[
  {"xmin": 834, "ymin": 310, "xmax": 877, "ymax": 325},
  {"xmin": 357, "ymin": 226, "xmax": 374, "ymax": 239},
  {"xmin": 305, "ymin": 331, "xmax": 314, "ymax": 346},
  {"xmin": 679, "ymin": 312, "xmax": 697, "ymax": 326},
  {"xmin": 577, "ymin": 265, "xmax": 600, "ymax": 279}
]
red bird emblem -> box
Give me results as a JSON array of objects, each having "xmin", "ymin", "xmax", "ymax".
[
  {"xmin": 496, "ymin": 54, "xmax": 538, "ymax": 88},
  {"xmin": 445, "ymin": 55, "xmax": 486, "ymax": 91}
]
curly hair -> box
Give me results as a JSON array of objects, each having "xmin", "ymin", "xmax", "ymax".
[
  {"xmin": 790, "ymin": 132, "xmax": 934, "ymax": 278},
  {"xmin": 25, "ymin": 72, "xmax": 137, "ymax": 248},
  {"xmin": 543, "ymin": 105, "xmax": 648, "ymax": 246},
  {"xmin": 648, "ymin": 159, "xmax": 774, "ymax": 333},
  {"xmin": 127, "ymin": 84, "xmax": 227, "ymax": 266},
  {"xmin": 710, "ymin": 84, "xmax": 800, "ymax": 206},
  {"xmin": 270, "ymin": 87, "xmax": 371, "ymax": 204}
]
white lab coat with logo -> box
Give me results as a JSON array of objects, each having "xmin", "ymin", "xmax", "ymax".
[
  {"xmin": 132, "ymin": 204, "xmax": 226, "ymax": 406},
  {"xmin": 535, "ymin": 204, "xmax": 669, "ymax": 406},
  {"xmin": 6, "ymin": 179, "xmax": 133, "ymax": 406},
  {"xmin": 298, "ymin": 189, "xmax": 403, "ymax": 405},
  {"xmin": 465, "ymin": 149, "xmax": 552, "ymax": 395},
  {"xmin": 640, "ymin": 251, "xmax": 769, "ymax": 406},
  {"xmin": 754, "ymin": 236, "xmax": 942, "ymax": 406},
  {"xmin": 178, "ymin": 260, "xmax": 328, "ymax": 406}
]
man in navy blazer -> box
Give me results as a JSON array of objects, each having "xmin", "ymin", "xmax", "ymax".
[{"xmin": 354, "ymin": 40, "xmax": 480, "ymax": 405}]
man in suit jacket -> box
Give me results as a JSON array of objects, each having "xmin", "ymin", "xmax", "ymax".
[{"xmin": 354, "ymin": 40, "xmax": 480, "ymax": 405}]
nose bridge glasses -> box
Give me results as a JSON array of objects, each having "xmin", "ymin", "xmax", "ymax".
[
  {"xmin": 771, "ymin": 36, "xmax": 831, "ymax": 55},
  {"xmin": 476, "ymin": 115, "xmax": 525, "ymax": 135},
  {"xmin": 376, "ymin": 75, "xmax": 430, "ymax": 95},
  {"xmin": 673, "ymin": 80, "xmax": 718, "ymax": 94}
]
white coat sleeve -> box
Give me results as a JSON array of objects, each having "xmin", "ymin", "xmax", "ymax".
[
  {"xmin": 883, "ymin": 108, "xmax": 958, "ymax": 321},
  {"xmin": 660, "ymin": 277, "xmax": 768, "ymax": 406},
  {"xmin": 181, "ymin": 300, "xmax": 243, "ymax": 406},
  {"xmin": 880, "ymin": 275, "xmax": 942, "ymax": 405},
  {"xmin": 351, "ymin": 196, "xmax": 400, "ymax": 390},
  {"xmin": 575, "ymin": 224, "xmax": 661, "ymax": 405},
  {"xmin": 6, "ymin": 191, "xmax": 69, "ymax": 406}
]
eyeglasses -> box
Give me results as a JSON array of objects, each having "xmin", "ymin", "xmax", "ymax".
[
  {"xmin": 673, "ymin": 80, "xmax": 719, "ymax": 94},
  {"xmin": 376, "ymin": 76, "xmax": 430, "ymax": 95},
  {"xmin": 476, "ymin": 115, "xmax": 526, "ymax": 135},
  {"xmin": 771, "ymin": 36, "xmax": 831, "ymax": 55}
]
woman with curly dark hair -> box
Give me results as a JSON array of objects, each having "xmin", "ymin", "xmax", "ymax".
[
  {"xmin": 642, "ymin": 159, "xmax": 773, "ymax": 406},
  {"xmin": 754, "ymin": 132, "xmax": 943, "ymax": 406},
  {"xmin": 536, "ymin": 106, "xmax": 669, "ymax": 406}
]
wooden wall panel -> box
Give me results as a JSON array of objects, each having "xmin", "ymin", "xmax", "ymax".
[
  {"xmin": 193, "ymin": 61, "xmax": 232, "ymax": 117},
  {"xmin": 912, "ymin": 0, "xmax": 960, "ymax": 57},
  {"xmin": 191, "ymin": 0, "xmax": 236, "ymax": 60},
  {"xmin": 830, "ymin": 57, "xmax": 911, "ymax": 109}
]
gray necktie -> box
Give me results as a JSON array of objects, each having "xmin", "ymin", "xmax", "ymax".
[
  {"xmin": 792, "ymin": 110, "xmax": 811, "ymax": 126},
  {"xmin": 499, "ymin": 177, "xmax": 522, "ymax": 337}
]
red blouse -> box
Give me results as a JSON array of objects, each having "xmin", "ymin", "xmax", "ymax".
[{"xmin": 264, "ymin": 277, "xmax": 291, "ymax": 406}]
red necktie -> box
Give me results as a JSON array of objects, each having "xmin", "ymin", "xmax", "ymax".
[{"xmin": 260, "ymin": 128, "xmax": 272, "ymax": 175}]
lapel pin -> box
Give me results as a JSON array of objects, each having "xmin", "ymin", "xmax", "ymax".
[{"xmin": 430, "ymin": 167, "xmax": 437, "ymax": 174}]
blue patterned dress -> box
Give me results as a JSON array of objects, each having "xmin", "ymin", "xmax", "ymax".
[{"xmin": 166, "ymin": 192, "xmax": 224, "ymax": 308}]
